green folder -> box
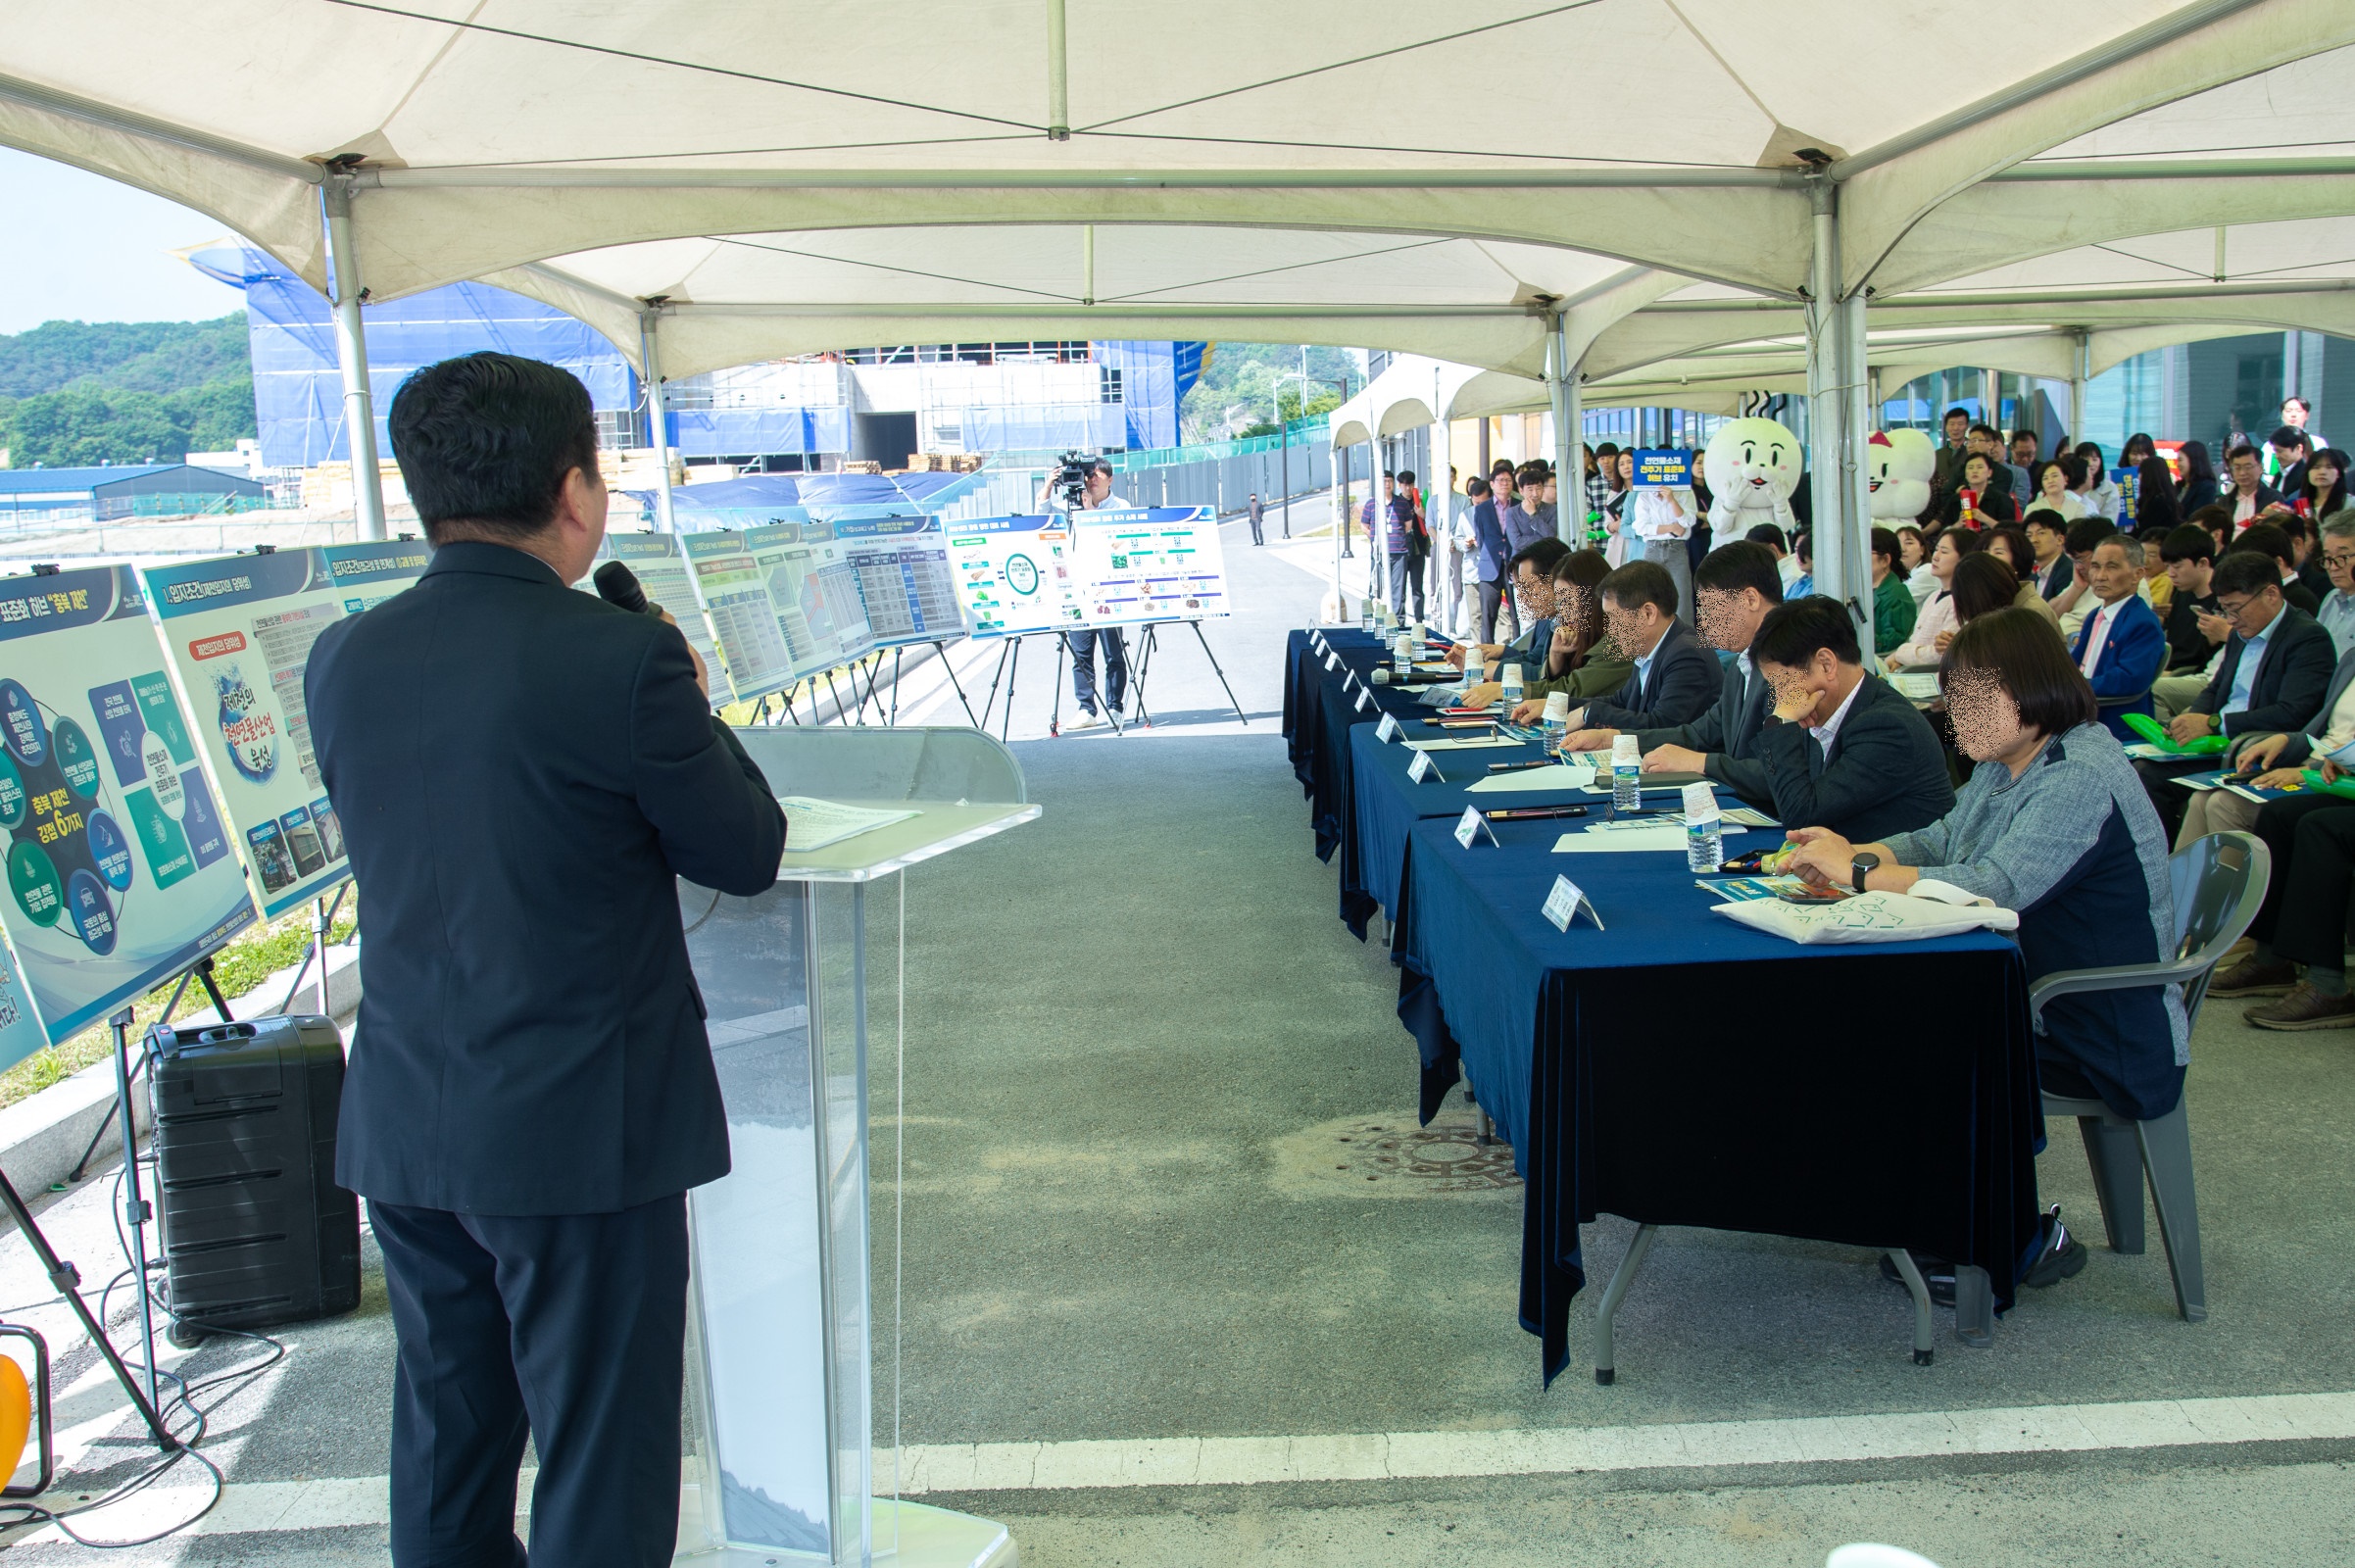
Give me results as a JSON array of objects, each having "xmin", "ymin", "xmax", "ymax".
[
  {"xmin": 2301, "ymin": 769, "xmax": 2355, "ymax": 799},
  {"xmin": 2123, "ymin": 712, "xmax": 2230, "ymax": 756}
]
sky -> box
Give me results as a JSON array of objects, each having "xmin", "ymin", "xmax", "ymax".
[{"xmin": 0, "ymin": 148, "xmax": 249, "ymax": 334}]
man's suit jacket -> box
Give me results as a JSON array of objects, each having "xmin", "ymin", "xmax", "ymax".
[
  {"xmin": 2068, "ymin": 593, "xmax": 2169, "ymax": 739},
  {"xmin": 2268, "ymin": 646, "xmax": 2355, "ymax": 766},
  {"xmin": 1580, "ymin": 616, "xmax": 1719, "ymax": 731},
  {"xmin": 1750, "ymin": 673, "xmax": 1956, "ymax": 843},
  {"xmin": 307, "ymin": 542, "xmax": 788, "ymax": 1215},
  {"xmin": 1632, "ymin": 653, "xmax": 1774, "ymax": 805},
  {"xmin": 2189, "ymin": 603, "xmax": 2338, "ymax": 738},
  {"xmin": 1471, "ymin": 501, "xmax": 1509, "ymax": 583}
]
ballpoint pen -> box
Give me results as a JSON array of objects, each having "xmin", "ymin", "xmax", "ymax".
[{"xmin": 1484, "ymin": 805, "xmax": 1589, "ymax": 820}]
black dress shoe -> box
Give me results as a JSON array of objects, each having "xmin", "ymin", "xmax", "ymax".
[{"xmin": 2021, "ymin": 1205, "xmax": 2087, "ymax": 1288}]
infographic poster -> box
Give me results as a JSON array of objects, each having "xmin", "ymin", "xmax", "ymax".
[
  {"xmin": 837, "ymin": 515, "xmax": 964, "ymax": 650},
  {"xmin": 591, "ymin": 533, "xmax": 733, "ymax": 704},
  {"xmin": 0, "ymin": 565, "xmax": 255, "ymax": 1042},
  {"xmin": 142, "ymin": 551, "xmax": 352, "ymax": 919},
  {"xmin": 946, "ymin": 515, "xmax": 1085, "ymax": 639},
  {"xmin": 322, "ymin": 539, "xmax": 431, "ymax": 612},
  {"xmin": 684, "ymin": 531, "xmax": 797, "ymax": 702},
  {"xmin": 0, "ymin": 943, "xmax": 53, "ymax": 1075},
  {"xmin": 1068, "ymin": 506, "xmax": 1233, "ymax": 626},
  {"xmin": 741, "ymin": 523, "xmax": 874, "ymax": 682}
]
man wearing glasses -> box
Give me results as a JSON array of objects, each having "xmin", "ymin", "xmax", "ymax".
[
  {"xmin": 2314, "ymin": 517, "xmax": 2355, "ymax": 657},
  {"xmin": 2139, "ymin": 548, "xmax": 2337, "ymax": 837}
]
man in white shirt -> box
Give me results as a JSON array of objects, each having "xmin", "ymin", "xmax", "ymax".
[
  {"xmin": 2315, "ymin": 515, "xmax": 2355, "ymax": 659},
  {"xmin": 2177, "ymin": 643, "xmax": 2355, "ymax": 849}
]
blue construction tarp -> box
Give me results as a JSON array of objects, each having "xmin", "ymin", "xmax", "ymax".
[
  {"xmin": 184, "ymin": 243, "xmax": 637, "ymax": 469},
  {"xmin": 668, "ymin": 406, "xmax": 851, "ymax": 458}
]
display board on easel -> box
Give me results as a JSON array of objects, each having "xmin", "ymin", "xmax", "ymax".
[
  {"xmin": 1065, "ymin": 505, "xmax": 1232, "ymax": 625},
  {"xmin": 590, "ymin": 533, "xmax": 732, "ymax": 697},
  {"xmin": 0, "ymin": 565, "xmax": 256, "ymax": 1048},
  {"xmin": 944, "ymin": 515, "xmax": 1087, "ymax": 639}
]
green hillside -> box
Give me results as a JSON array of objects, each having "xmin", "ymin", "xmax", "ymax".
[{"xmin": 0, "ymin": 314, "xmax": 257, "ymax": 468}]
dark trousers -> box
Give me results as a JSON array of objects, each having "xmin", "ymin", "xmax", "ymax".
[
  {"xmin": 1478, "ymin": 579, "xmax": 1504, "ymax": 642},
  {"xmin": 2137, "ymin": 756, "xmax": 2212, "ymax": 840},
  {"xmin": 2247, "ymin": 791, "xmax": 2355, "ymax": 946},
  {"xmin": 1066, "ymin": 628, "xmax": 1127, "ymax": 715},
  {"xmin": 2269, "ymin": 805, "xmax": 2355, "ymax": 969},
  {"xmin": 1404, "ymin": 554, "xmax": 1428, "ymax": 621},
  {"xmin": 371, "ymin": 1194, "xmax": 690, "ymax": 1568},
  {"xmin": 1249, "ymin": 510, "xmax": 1263, "ymax": 544},
  {"xmin": 1383, "ymin": 555, "xmax": 1410, "ymax": 617}
]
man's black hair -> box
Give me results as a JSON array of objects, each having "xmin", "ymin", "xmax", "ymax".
[
  {"xmin": 2022, "ymin": 508, "xmax": 2069, "ymax": 535},
  {"xmin": 2063, "ymin": 516, "xmax": 2118, "ymax": 556},
  {"xmin": 2271, "ymin": 426, "xmax": 2311, "ymax": 452},
  {"xmin": 1744, "ymin": 522, "xmax": 1789, "ymax": 552},
  {"xmin": 1465, "ymin": 476, "xmax": 1491, "ymax": 498},
  {"xmin": 2158, "ymin": 524, "xmax": 2216, "ymax": 564},
  {"xmin": 2235, "ymin": 521, "xmax": 2296, "ymax": 571},
  {"xmin": 1750, "ymin": 595, "xmax": 1860, "ymax": 669},
  {"xmin": 2227, "ymin": 443, "xmax": 2261, "ymax": 466},
  {"xmin": 1507, "ymin": 537, "xmax": 1572, "ymax": 578},
  {"xmin": 1598, "ymin": 558, "xmax": 1679, "ymax": 617},
  {"xmin": 389, "ymin": 352, "xmax": 599, "ymax": 544},
  {"xmin": 2213, "ymin": 549, "xmax": 2285, "ymax": 601},
  {"xmin": 1693, "ymin": 540, "xmax": 1784, "ymax": 604},
  {"xmin": 1943, "ymin": 407, "xmax": 1971, "ymax": 424}
]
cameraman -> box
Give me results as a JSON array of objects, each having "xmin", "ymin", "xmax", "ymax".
[{"xmin": 1041, "ymin": 456, "xmax": 1129, "ymax": 729}]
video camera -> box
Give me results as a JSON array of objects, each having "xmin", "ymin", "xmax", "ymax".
[{"xmin": 1049, "ymin": 450, "xmax": 1100, "ymax": 512}]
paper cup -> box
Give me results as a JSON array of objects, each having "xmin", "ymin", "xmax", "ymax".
[
  {"xmin": 1543, "ymin": 692, "xmax": 1571, "ymax": 722},
  {"xmin": 1611, "ymin": 735, "xmax": 1642, "ymax": 764}
]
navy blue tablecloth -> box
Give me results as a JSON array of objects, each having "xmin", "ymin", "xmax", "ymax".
[
  {"xmin": 1284, "ymin": 628, "xmax": 1450, "ymax": 865},
  {"xmin": 1390, "ymin": 813, "xmax": 2041, "ymax": 1385}
]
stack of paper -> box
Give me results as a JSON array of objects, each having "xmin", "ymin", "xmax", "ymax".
[{"xmin": 778, "ymin": 797, "xmax": 920, "ymax": 853}]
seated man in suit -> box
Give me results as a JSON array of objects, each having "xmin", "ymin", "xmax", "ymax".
[
  {"xmin": 1744, "ymin": 597, "xmax": 1956, "ymax": 841},
  {"xmin": 2139, "ymin": 548, "xmax": 2339, "ymax": 836},
  {"xmin": 1541, "ymin": 542, "xmax": 1782, "ymax": 803},
  {"xmin": 2177, "ymin": 641, "xmax": 2355, "ymax": 851},
  {"xmin": 1451, "ymin": 538, "xmax": 1571, "ymax": 707},
  {"xmin": 2068, "ymin": 534, "xmax": 2168, "ymax": 741},
  {"xmin": 1556, "ymin": 559, "xmax": 1719, "ymax": 736}
]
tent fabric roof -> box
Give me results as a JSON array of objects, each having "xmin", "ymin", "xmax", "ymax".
[{"xmin": 7, "ymin": 2, "xmax": 2355, "ymax": 395}]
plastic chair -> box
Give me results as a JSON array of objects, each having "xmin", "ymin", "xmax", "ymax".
[{"xmin": 2032, "ymin": 830, "xmax": 2269, "ymax": 1324}]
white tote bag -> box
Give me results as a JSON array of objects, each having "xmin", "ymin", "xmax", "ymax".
[{"xmin": 1710, "ymin": 881, "xmax": 2019, "ymax": 946}]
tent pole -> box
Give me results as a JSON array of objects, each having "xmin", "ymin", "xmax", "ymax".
[
  {"xmin": 322, "ymin": 174, "xmax": 387, "ymax": 542},
  {"xmin": 2071, "ymin": 328, "xmax": 2090, "ymax": 450},
  {"xmin": 640, "ymin": 309, "xmax": 679, "ymax": 534},
  {"xmin": 1430, "ymin": 368, "xmax": 1452, "ymax": 634},
  {"xmin": 1805, "ymin": 180, "xmax": 1849, "ymax": 615},
  {"xmin": 1841, "ymin": 290, "xmax": 1874, "ymax": 593},
  {"xmin": 1548, "ymin": 312, "xmax": 1575, "ymax": 544}
]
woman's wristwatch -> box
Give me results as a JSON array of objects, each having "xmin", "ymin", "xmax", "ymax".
[{"xmin": 1851, "ymin": 852, "xmax": 1882, "ymax": 894}]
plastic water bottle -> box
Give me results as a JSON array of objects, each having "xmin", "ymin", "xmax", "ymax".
[
  {"xmin": 1358, "ymin": 597, "xmax": 1374, "ymax": 631},
  {"xmin": 1541, "ymin": 692, "xmax": 1570, "ymax": 758},
  {"xmin": 1499, "ymin": 661, "xmax": 1524, "ymax": 709},
  {"xmin": 1393, "ymin": 632, "xmax": 1414, "ymax": 679},
  {"xmin": 1683, "ymin": 780, "xmax": 1723, "ymax": 872},
  {"xmin": 1611, "ymin": 735, "xmax": 1642, "ymax": 813}
]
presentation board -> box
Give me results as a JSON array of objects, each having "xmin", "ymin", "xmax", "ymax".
[
  {"xmin": 684, "ymin": 531, "xmax": 797, "ymax": 702},
  {"xmin": 834, "ymin": 515, "xmax": 964, "ymax": 649},
  {"xmin": 945, "ymin": 515, "xmax": 1086, "ymax": 639},
  {"xmin": 592, "ymin": 533, "xmax": 733, "ymax": 701},
  {"xmin": 143, "ymin": 550, "xmax": 360, "ymax": 919},
  {"xmin": 322, "ymin": 539, "xmax": 432, "ymax": 612},
  {"xmin": 736, "ymin": 524, "xmax": 871, "ymax": 683},
  {"xmin": 1066, "ymin": 505, "xmax": 1232, "ymax": 626},
  {"xmin": 0, "ymin": 565, "xmax": 255, "ymax": 1043}
]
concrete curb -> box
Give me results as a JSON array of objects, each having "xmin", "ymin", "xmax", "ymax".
[{"xmin": 0, "ymin": 944, "xmax": 362, "ymax": 1200}]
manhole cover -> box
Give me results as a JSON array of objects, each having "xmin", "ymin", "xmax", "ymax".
[{"xmin": 1270, "ymin": 1111, "xmax": 1521, "ymax": 1198}]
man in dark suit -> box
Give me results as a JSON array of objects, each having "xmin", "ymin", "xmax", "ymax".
[
  {"xmin": 1578, "ymin": 542, "xmax": 1782, "ymax": 801},
  {"xmin": 1561, "ymin": 559, "xmax": 1719, "ymax": 734},
  {"xmin": 2224, "ymin": 442, "xmax": 2284, "ymax": 528},
  {"xmin": 1745, "ymin": 597, "xmax": 1956, "ymax": 842},
  {"xmin": 1467, "ymin": 476, "xmax": 1514, "ymax": 640},
  {"xmin": 2139, "ymin": 547, "xmax": 2338, "ymax": 835},
  {"xmin": 2067, "ymin": 535, "xmax": 2169, "ymax": 741},
  {"xmin": 307, "ymin": 354, "xmax": 788, "ymax": 1568}
]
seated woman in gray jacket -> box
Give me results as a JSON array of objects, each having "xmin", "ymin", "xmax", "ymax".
[{"xmin": 1787, "ymin": 608, "xmax": 2186, "ymax": 1128}]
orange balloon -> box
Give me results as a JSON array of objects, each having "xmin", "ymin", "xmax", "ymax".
[{"xmin": 0, "ymin": 1355, "xmax": 28, "ymax": 1487}]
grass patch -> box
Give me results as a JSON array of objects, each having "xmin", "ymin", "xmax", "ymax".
[{"xmin": 0, "ymin": 906, "xmax": 357, "ymax": 1113}]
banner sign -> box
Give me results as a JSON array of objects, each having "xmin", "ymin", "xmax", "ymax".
[
  {"xmin": 946, "ymin": 515, "xmax": 1087, "ymax": 639},
  {"xmin": 1632, "ymin": 450, "xmax": 1694, "ymax": 489},
  {"xmin": 144, "ymin": 550, "xmax": 355, "ymax": 919},
  {"xmin": 1066, "ymin": 506, "xmax": 1232, "ymax": 626},
  {"xmin": 322, "ymin": 540, "xmax": 431, "ymax": 612},
  {"xmin": 0, "ymin": 565, "xmax": 254, "ymax": 1044}
]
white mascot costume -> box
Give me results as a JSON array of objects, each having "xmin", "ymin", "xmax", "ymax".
[
  {"xmin": 1703, "ymin": 416, "xmax": 1801, "ymax": 551},
  {"xmin": 1867, "ymin": 429, "xmax": 1936, "ymax": 520}
]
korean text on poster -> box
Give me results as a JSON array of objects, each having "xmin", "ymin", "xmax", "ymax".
[
  {"xmin": 1066, "ymin": 506, "xmax": 1234, "ymax": 627},
  {"xmin": 1632, "ymin": 450, "xmax": 1695, "ymax": 489},
  {"xmin": 946, "ymin": 515, "xmax": 1086, "ymax": 639}
]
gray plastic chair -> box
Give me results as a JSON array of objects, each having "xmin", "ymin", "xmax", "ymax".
[{"xmin": 2031, "ymin": 829, "xmax": 2270, "ymax": 1324}]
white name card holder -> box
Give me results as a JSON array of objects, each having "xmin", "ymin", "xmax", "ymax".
[
  {"xmin": 1542, "ymin": 873, "xmax": 1605, "ymax": 931},
  {"xmin": 1454, "ymin": 806, "xmax": 1500, "ymax": 849},
  {"xmin": 1354, "ymin": 687, "xmax": 1372, "ymax": 712},
  {"xmin": 1325, "ymin": 651, "xmax": 1341, "ymax": 671},
  {"xmin": 1376, "ymin": 712, "xmax": 1402, "ymax": 744},
  {"xmin": 1407, "ymin": 749, "xmax": 1443, "ymax": 784}
]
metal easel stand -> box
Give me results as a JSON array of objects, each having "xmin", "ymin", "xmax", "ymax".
[
  {"xmin": 66, "ymin": 958, "xmax": 230, "ymax": 1186},
  {"xmin": 0, "ymin": 1009, "xmax": 182, "ymax": 1458},
  {"xmin": 930, "ymin": 640, "xmax": 979, "ymax": 726},
  {"xmin": 1589, "ymin": 1225, "xmax": 1989, "ymax": 1385},
  {"xmin": 1124, "ymin": 619, "xmax": 1246, "ymax": 728}
]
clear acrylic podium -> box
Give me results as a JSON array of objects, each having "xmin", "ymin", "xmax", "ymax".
[{"xmin": 672, "ymin": 725, "xmax": 1038, "ymax": 1568}]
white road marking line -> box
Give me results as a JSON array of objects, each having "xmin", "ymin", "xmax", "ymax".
[
  {"xmin": 15, "ymin": 1392, "xmax": 2353, "ymax": 1541},
  {"xmin": 880, "ymin": 1391, "xmax": 2355, "ymax": 1494}
]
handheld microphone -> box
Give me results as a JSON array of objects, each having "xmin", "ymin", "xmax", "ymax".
[{"xmin": 593, "ymin": 561, "xmax": 658, "ymax": 616}]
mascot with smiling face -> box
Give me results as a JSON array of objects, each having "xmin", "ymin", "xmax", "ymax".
[
  {"xmin": 1868, "ymin": 428, "xmax": 1936, "ymax": 520},
  {"xmin": 1704, "ymin": 416, "xmax": 1801, "ymax": 551}
]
